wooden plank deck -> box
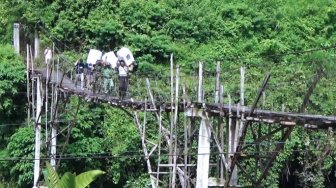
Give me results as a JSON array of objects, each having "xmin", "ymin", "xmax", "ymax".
[{"xmin": 32, "ymin": 68, "xmax": 336, "ymax": 129}]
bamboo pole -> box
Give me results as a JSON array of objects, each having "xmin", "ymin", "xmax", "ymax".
[
  {"xmin": 228, "ymin": 94, "xmax": 238, "ymax": 186},
  {"xmin": 220, "ymin": 84, "xmax": 224, "ymax": 180},
  {"xmin": 172, "ymin": 66, "xmax": 180, "ymax": 187},
  {"xmin": 34, "ymin": 30, "xmax": 40, "ymax": 59},
  {"xmin": 30, "ymin": 45, "xmax": 34, "ymax": 74},
  {"xmin": 240, "ymin": 66, "xmax": 245, "ymax": 106},
  {"xmin": 45, "ymin": 45, "xmax": 50, "ymax": 144},
  {"xmin": 156, "ymin": 108, "xmax": 162, "ymax": 187},
  {"xmin": 239, "ymin": 66, "xmax": 245, "ymax": 137},
  {"xmin": 33, "ymin": 76, "xmax": 42, "ymax": 188},
  {"xmin": 57, "ymin": 56, "xmax": 59, "ymax": 84},
  {"xmin": 198, "ymin": 62, "xmax": 203, "ymax": 103},
  {"xmin": 183, "ymin": 85, "xmax": 188, "ymax": 188},
  {"xmin": 215, "ymin": 61, "xmax": 220, "ymax": 177},
  {"xmin": 32, "ymin": 78, "xmax": 35, "ymax": 122},
  {"xmin": 169, "ymin": 54, "xmax": 174, "ymax": 187},
  {"xmin": 215, "ymin": 62, "xmax": 220, "ymax": 104},
  {"xmin": 26, "ymin": 44, "xmax": 30, "ymax": 126}
]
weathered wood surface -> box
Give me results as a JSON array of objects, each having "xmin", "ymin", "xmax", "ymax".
[{"xmin": 33, "ymin": 68, "xmax": 336, "ymax": 129}]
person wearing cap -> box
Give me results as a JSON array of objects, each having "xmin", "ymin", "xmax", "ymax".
[
  {"xmin": 74, "ymin": 59, "xmax": 85, "ymax": 89},
  {"xmin": 117, "ymin": 58, "xmax": 128, "ymax": 99}
]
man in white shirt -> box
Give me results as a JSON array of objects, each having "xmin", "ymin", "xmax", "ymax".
[
  {"xmin": 118, "ymin": 59, "xmax": 128, "ymax": 99},
  {"xmin": 44, "ymin": 47, "xmax": 52, "ymax": 64}
]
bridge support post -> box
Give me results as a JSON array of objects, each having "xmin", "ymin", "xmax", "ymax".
[
  {"xmin": 13, "ymin": 23, "xmax": 20, "ymax": 53},
  {"xmin": 186, "ymin": 108, "xmax": 211, "ymax": 188},
  {"xmin": 50, "ymin": 82, "xmax": 58, "ymax": 169},
  {"xmin": 196, "ymin": 117, "xmax": 211, "ymax": 188},
  {"xmin": 34, "ymin": 31, "xmax": 40, "ymax": 59},
  {"xmin": 33, "ymin": 76, "xmax": 42, "ymax": 188},
  {"xmin": 227, "ymin": 95, "xmax": 238, "ymax": 186}
]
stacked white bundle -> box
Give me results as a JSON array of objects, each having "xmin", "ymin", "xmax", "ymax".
[
  {"xmin": 86, "ymin": 49, "xmax": 102, "ymax": 65},
  {"xmin": 102, "ymin": 51, "xmax": 118, "ymax": 68}
]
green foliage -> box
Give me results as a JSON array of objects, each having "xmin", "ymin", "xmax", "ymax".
[
  {"xmin": 0, "ymin": 44, "xmax": 26, "ymax": 167},
  {"xmin": 44, "ymin": 162, "xmax": 105, "ymax": 188},
  {"xmin": 0, "ymin": 126, "xmax": 35, "ymax": 187},
  {"xmin": 58, "ymin": 173, "xmax": 76, "ymax": 188},
  {"xmin": 75, "ymin": 170, "xmax": 105, "ymax": 188},
  {"xmin": 57, "ymin": 97, "xmax": 146, "ymax": 186},
  {"xmin": 102, "ymin": 107, "xmax": 144, "ymax": 184},
  {"xmin": 44, "ymin": 162, "xmax": 60, "ymax": 188},
  {"xmin": 0, "ymin": 44, "xmax": 26, "ymax": 122},
  {"xmin": 124, "ymin": 173, "xmax": 151, "ymax": 188}
]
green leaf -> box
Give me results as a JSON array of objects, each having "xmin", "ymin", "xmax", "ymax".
[
  {"xmin": 57, "ymin": 172, "xmax": 76, "ymax": 188},
  {"xmin": 75, "ymin": 170, "xmax": 105, "ymax": 188},
  {"xmin": 44, "ymin": 162, "xmax": 59, "ymax": 188}
]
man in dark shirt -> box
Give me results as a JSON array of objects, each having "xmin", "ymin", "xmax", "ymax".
[{"xmin": 75, "ymin": 59, "xmax": 85, "ymax": 89}]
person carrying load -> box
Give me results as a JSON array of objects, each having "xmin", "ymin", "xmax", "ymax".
[
  {"xmin": 116, "ymin": 47, "xmax": 137, "ymax": 73},
  {"xmin": 115, "ymin": 47, "xmax": 138, "ymax": 99}
]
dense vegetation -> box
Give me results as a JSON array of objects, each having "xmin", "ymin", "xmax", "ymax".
[{"xmin": 1, "ymin": 0, "xmax": 336, "ymax": 187}]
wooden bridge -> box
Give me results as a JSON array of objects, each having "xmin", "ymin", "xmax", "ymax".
[{"xmin": 28, "ymin": 53, "xmax": 336, "ymax": 187}]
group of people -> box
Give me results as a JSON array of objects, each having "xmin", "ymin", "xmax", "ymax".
[
  {"xmin": 74, "ymin": 58, "xmax": 130, "ymax": 99},
  {"xmin": 44, "ymin": 46, "xmax": 134, "ymax": 99}
]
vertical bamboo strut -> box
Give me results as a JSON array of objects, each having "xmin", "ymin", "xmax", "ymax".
[
  {"xmin": 183, "ymin": 85, "xmax": 189, "ymax": 188},
  {"xmin": 215, "ymin": 61, "xmax": 220, "ymax": 104},
  {"xmin": 45, "ymin": 59, "xmax": 49, "ymax": 145},
  {"xmin": 220, "ymin": 85, "xmax": 224, "ymax": 180},
  {"xmin": 240, "ymin": 67, "xmax": 245, "ymax": 106},
  {"xmin": 34, "ymin": 30, "xmax": 40, "ymax": 59},
  {"xmin": 169, "ymin": 54, "xmax": 174, "ymax": 188},
  {"xmin": 50, "ymin": 74, "xmax": 54, "ymax": 165},
  {"xmin": 156, "ymin": 109, "xmax": 162, "ymax": 187},
  {"xmin": 26, "ymin": 44, "xmax": 30, "ymax": 126},
  {"xmin": 51, "ymin": 57, "xmax": 58, "ymax": 169},
  {"xmin": 214, "ymin": 61, "xmax": 221, "ymax": 178},
  {"xmin": 204, "ymin": 62, "xmax": 229, "ymax": 180},
  {"xmin": 228, "ymin": 94, "xmax": 238, "ymax": 186},
  {"xmin": 239, "ymin": 67, "xmax": 245, "ymax": 137},
  {"xmin": 50, "ymin": 83, "xmax": 57, "ymax": 169},
  {"xmin": 30, "ymin": 46, "xmax": 34, "ymax": 125},
  {"xmin": 33, "ymin": 76, "xmax": 42, "ymax": 188},
  {"xmin": 198, "ymin": 62, "xmax": 203, "ymax": 103},
  {"xmin": 57, "ymin": 56, "xmax": 59, "ymax": 84},
  {"xmin": 49, "ymin": 57, "xmax": 59, "ymax": 169},
  {"xmin": 172, "ymin": 66, "xmax": 179, "ymax": 187},
  {"xmin": 32, "ymin": 78, "xmax": 35, "ymax": 122}
]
